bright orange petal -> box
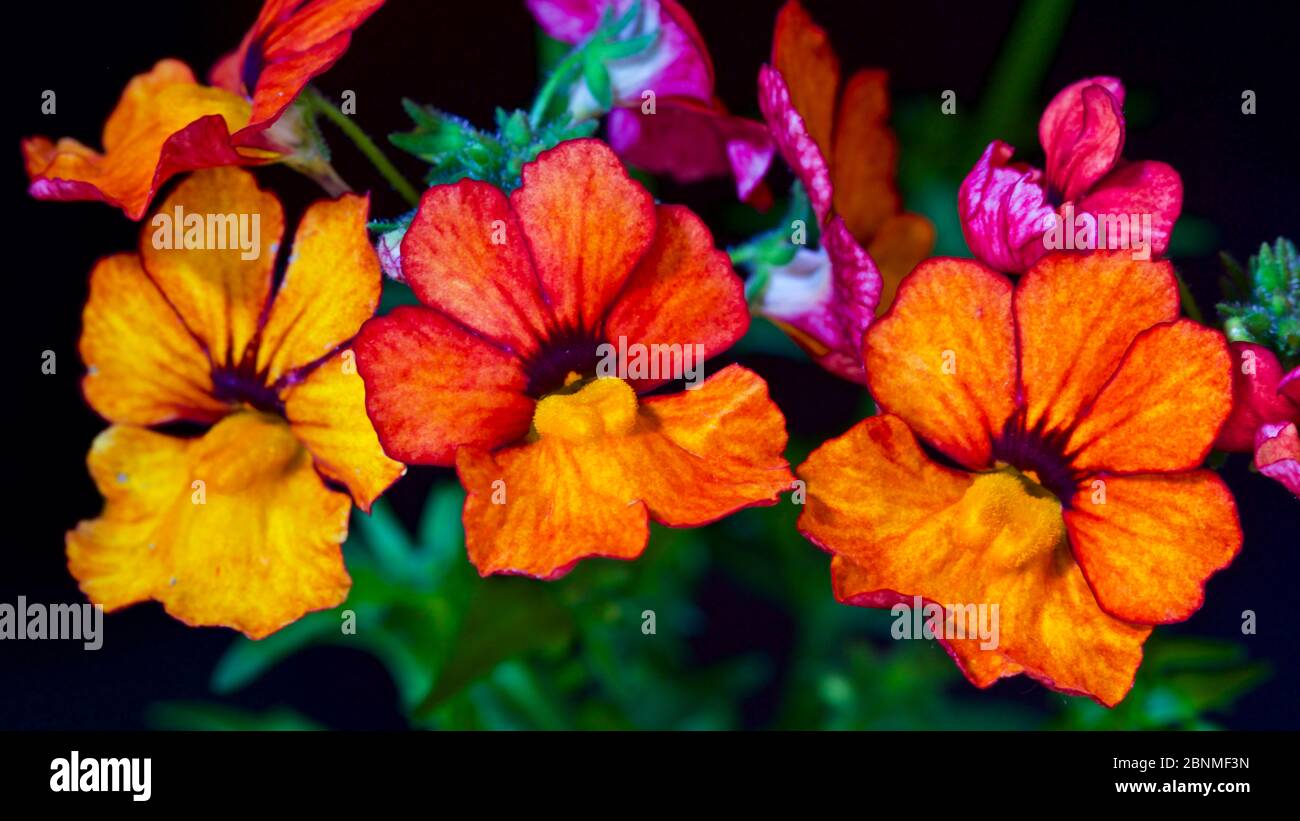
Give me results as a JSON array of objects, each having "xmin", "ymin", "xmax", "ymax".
[
  {"xmin": 1015, "ymin": 252, "xmax": 1179, "ymax": 436},
  {"xmin": 400, "ymin": 179, "xmax": 552, "ymax": 357},
  {"xmin": 866, "ymin": 212, "xmax": 935, "ymax": 314},
  {"xmin": 1066, "ymin": 320, "xmax": 1232, "ymax": 473},
  {"xmin": 458, "ymin": 365, "xmax": 793, "ymax": 578},
  {"xmin": 1065, "ymin": 471, "xmax": 1241, "ymax": 624},
  {"xmin": 67, "ymin": 413, "xmax": 352, "ymax": 639},
  {"xmin": 863, "ymin": 258, "xmax": 1016, "ymax": 469},
  {"xmin": 80, "ymin": 253, "xmax": 227, "ymax": 426},
  {"xmin": 603, "ymin": 205, "xmax": 748, "ymax": 389},
  {"xmin": 353, "ymin": 306, "xmax": 534, "ymax": 466},
  {"xmin": 282, "ymin": 348, "xmax": 405, "ymax": 512},
  {"xmin": 510, "ymin": 140, "xmax": 654, "ymax": 333},
  {"xmin": 140, "ymin": 167, "xmax": 284, "ymax": 368},
  {"xmin": 830, "ymin": 69, "xmax": 900, "ymax": 243},
  {"xmin": 771, "ymin": 0, "xmax": 839, "ymax": 158},
  {"xmin": 24, "ymin": 60, "xmax": 262, "ymax": 220},
  {"xmin": 800, "ymin": 415, "xmax": 1149, "ymax": 706},
  {"xmin": 256, "ymin": 192, "xmax": 380, "ymax": 383}
]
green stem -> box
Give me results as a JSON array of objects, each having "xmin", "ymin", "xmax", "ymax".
[
  {"xmin": 304, "ymin": 87, "xmax": 420, "ymax": 207},
  {"xmin": 974, "ymin": 0, "xmax": 1074, "ymax": 146},
  {"xmin": 529, "ymin": 47, "xmax": 587, "ymax": 129}
]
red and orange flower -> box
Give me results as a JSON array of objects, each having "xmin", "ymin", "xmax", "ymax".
[
  {"xmin": 68, "ymin": 167, "xmax": 403, "ymax": 638},
  {"xmin": 798, "ymin": 251, "xmax": 1241, "ymax": 706},
  {"xmin": 354, "ymin": 139, "xmax": 795, "ymax": 579},
  {"xmin": 1216, "ymin": 342, "xmax": 1300, "ymax": 496},
  {"xmin": 22, "ymin": 0, "xmax": 383, "ymax": 220}
]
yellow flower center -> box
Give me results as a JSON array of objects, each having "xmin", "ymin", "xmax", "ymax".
[
  {"xmin": 532, "ymin": 373, "xmax": 639, "ymax": 442},
  {"xmin": 950, "ymin": 467, "xmax": 1068, "ymax": 568}
]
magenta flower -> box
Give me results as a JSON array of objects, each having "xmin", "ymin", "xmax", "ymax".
[
  {"xmin": 526, "ymin": 0, "xmax": 773, "ymax": 199},
  {"xmin": 959, "ymin": 76, "xmax": 1183, "ymax": 273},
  {"xmin": 1216, "ymin": 342, "xmax": 1300, "ymax": 496}
]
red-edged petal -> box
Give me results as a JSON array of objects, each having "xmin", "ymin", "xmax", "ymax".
[
  {"xmin": 958, "ymin": 141, "xmax": 1055, "ymax": 274},
  {"xmin": 510, "ymin": 140, "xmax": 655, "ymax": 334},
  {"xmin": 353, "ymin": 306, "xmax": 534, "ymax": 466}
]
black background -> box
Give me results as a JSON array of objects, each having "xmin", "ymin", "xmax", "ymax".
[{"xmin": 2, "ymin": 0, "xmax": 1297, "ymax": 730}]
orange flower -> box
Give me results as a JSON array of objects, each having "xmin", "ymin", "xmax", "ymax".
[
  {"xmin": 767, "ymin": 0, "xmax": 934, "ymax": 310},
  {"xmin": 22, "ymin": 0, "xmax": 383, "ymax": 220},
  {"xmin": 67, "ymin": 167, "xmax": 403, "ymax": 638},
  {"xmin": 798, "ymin": 251, "xmax": 1242, "ymax": 706},
  {"xmin": 354, "ymin": 139, "xmax": 795, "ymax": 579}
]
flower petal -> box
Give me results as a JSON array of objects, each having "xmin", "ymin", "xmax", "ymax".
[
  {"xmin": 353, "ymin": 306, "xmax": 534, "ymax": 466},
  {"xmin": 510, "ymin": 140, "xmax": 655, "ymax": 334},
  {"xmin": 1042, "ymin": 82, "xmax": 1125, "ymax": 202},
  {"xmin": 67, "ymin": 414, "xmax": 352, "ymax": 639},
  {"xmin": 24, "ymin": 60, "xmax": 262, "ymax": 220},
  {"xmin": 1076, "ymin": 160, "xmax": 1184, "ymax": 260},
  {"xmin": 760, "ymin": 217, "xmax": 880, "ymax": 384},
  {"xmin": 458, "ymin": 365, "xmax": 793, "ymax": 578},
  {"xmin": 863, "ymin": 258, "xmax": 1017, "ymax": 469},
  {"xmin": 830, "ymin": 69, "xmax": 901, "ymax": 243},
  {"xmin": 1065, "ymin": 471, "xmax": 1241, "ymax": 624},
  {"xmin": 867, "ymin": 212, "xmax": 935, "ymax": 314},
  {"xmin": 758, "ymin": 65, "xmax": 833, "ymax": 222},
  {"xmin": 1066, "ymin": 319, "xmax": 1232, "ymax": 473},
  {"xmin": 957, "ymin": 141, "xmax": 1055, "ymax": 273},
  {"xmin": 605, "ymin": 204, "xmax": 748, "ymax": 389},
  {"xmin": 256, "ymin": 193, "xmax": 381, "ymax": 383},
  {"xmin": 80, "ymin": 254, "xmax": 227, "ymax": 426},
  {"xmin": 1255, "ymin": 422, "xmax": 1300, "ymax": 497},
  {"xmin": 139, "ymin": 167, "xmax": 284, "ymax": 368},
  {"xmin": 770, "ymin": 0, "xmax": 838, "ymax": 158},
  {"xmin": 1215, "ymin": 342, "xmax": 1299, "ymax": 452},
  {"xmin": 606, "ymin": 100, "xmax": 774, "ymax": 201},
  {"xmin": 282, "ymin": 348, "xmax": 405, "ymax": 512},
  {"xmin": 1015, "ymin": 252, "xmax": 1180, "ymax": 437},
  {"xmin": 400, "ymin": 179, "xmax": 553, "ymax": 357},
  {"xmin": 801, "ymin": 414, "xmax": 1149, "ymax": 707}
]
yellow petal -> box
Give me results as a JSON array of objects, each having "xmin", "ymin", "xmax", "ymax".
[{"xmin": 67, "ymin": 413, "xmax": 352, "ymax": 639}]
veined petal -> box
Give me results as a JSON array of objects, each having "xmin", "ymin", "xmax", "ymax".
[
  {"xmin": 605, "ymin": 204, "xmax": 748, "ymax": 390},
  {"xmin": 67, "ymin": 414, "xmax": 353, "ymax": 639},
  {"xmin": 831, "ymin": 69, "xmax": 901, "ymax": 244},
  {"xmin": 1015, "ymin": 252, "xmax": 1179, "ymax": 437},
  {"xmin": 458, "ymin": 365, "xmax": 792, "ymax": 578},
  {"xmin": 80, "ymin": 254, "xmax": 227, "ymax": 426},
  {"xmin": 758, "ymin": 65, "xmax": 833, "ymax": 223},
  {"xmin": 510, "ymin": 140, "xmax": 655, "ymax": 334},
  {"xmin": 1043, "ymin": 83, "xmax": 1125, "ymax": 202},
  {"xmin": 866, "ymin": 212, "xmax": 934, "ymax": 314},
  {"xmin": 24, "ymin": 60, "xmax": 264, "ymax": 220},
  {"xmin": 400, "ymin": 179, "xmax": 552, "ymax": 357},
  {"xmin": 957, "ymin": 141, "xmax": 1055, "ymax": 274},
  {"xmin": 1065, "ymin": 471, "xmax": 1241, "ymax": 624},
  {"xmin": 257, "ymin": 192, "xmax": 381, "ymax": 383},
  {"xmin": 353, "ymin": 306, "xmax": 534, "ymax": 466},
  {"xmin": 282, "ymin": 348, "xmax": 405, "ymax": 512},
  {"xmin": 140, "ymin": 167, "xmax": 284, "ymax": 368},
  {"xmin": 863, "ymin": 258, "xmax": 1017, "ymax": 469},
  {"xmin": 1066, "ymin": 320, "xmax": 1232, "ymax": 474},
  {"xmin": 1077, "ymin": 160, "xmax": 1183, "ymax": 260}
]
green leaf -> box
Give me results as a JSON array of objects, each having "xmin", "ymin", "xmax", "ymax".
[
  {"xmin": 148, "ymin": 702, "xmax": 324, "ymax": 731},
  {"xmin": 582, "ymin": 50, "xmax": 613, "ymax": 111},
  {"xmin": 211, "ymin": 611, "xmax": 338, "ymax": 695}
]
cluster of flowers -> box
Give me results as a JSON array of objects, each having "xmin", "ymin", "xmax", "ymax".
[{"xmin": 24, "ymin": 0, "xmax": 1292, "ymax": 707}]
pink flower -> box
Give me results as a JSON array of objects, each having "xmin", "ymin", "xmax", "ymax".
[
  {"xmin": 959, "ymin": 77, "xmax": 1183, "ymax": 273},
  {"xmin": 1216, "ymin": 342, "xmax": 1300, "ymax": 496},
  {"xmin": 526, "ymin": 0, "xmax": 773, "ymax": 199}
]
